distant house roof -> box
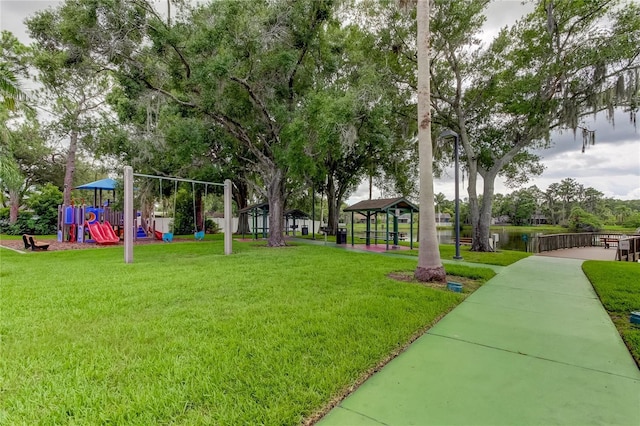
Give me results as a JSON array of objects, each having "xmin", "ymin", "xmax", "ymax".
[
  {"xmin": 436, "ymin": 213, "xmax": 451, "ymax": 220},
  {"xmin": 344, "ymin": 197, "xmax": 419, "ymax": 213}
]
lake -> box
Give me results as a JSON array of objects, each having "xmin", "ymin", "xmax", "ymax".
[{"xmin": 436, "ymin": 228, "xmax": 542, "ymax": 252}]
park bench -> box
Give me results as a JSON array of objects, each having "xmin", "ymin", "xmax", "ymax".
[
  {"xmin": 601, "ymin": 238, "xmax": 619, "ymax": 249},
  {"xmin": 23, "ymin": 234, "xmax": 49, "ymax": 251},
  {"xmin": 453, "ymin": 237, "xmax": 473, "ymax": 245}
]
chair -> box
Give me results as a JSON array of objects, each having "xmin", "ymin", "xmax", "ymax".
[
  {"xmin": 22, "ymin": 234, "xmax": 31, "ymax": 250},
  {"xmin": 28, "ymin": 236, "xmax": 49, "ymax": 251}
]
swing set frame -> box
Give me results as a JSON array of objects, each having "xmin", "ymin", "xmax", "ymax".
[{"xmin": 123, "ymin": 166, "xmax": 233, "ymax": 263}]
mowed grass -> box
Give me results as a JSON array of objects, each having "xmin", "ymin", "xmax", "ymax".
[
  {"xmin": 397, "ymin": 244, "xmax": 531, "ymax": 266},
  {"xmin": 0, "ymin": 240, "xmax": 486, "ymax": 424},
  {"xmin": 298, "ymin": 234, "xmax": 530, "ymax": 267},
  {"xmin": 583, "ymin": 261, "xmax": 640, "ymax": 365}
]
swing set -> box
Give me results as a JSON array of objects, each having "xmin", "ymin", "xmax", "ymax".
[
  {"xmin": 122, "ymin": 166, "xmax": 233, "ymax": 263},
  {"xmin": 153, "ymin": 177, "xmax": 213, "ymax": 242}
]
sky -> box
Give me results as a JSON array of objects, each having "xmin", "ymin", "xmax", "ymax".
[{"xmin": 2, "ymin": 0, "xmax": 639, "ymax": 202}]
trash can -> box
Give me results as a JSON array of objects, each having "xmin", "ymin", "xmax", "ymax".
[
  {"xmin": 301, "ymin": 225, "xmax": 308, "ymax": 236},
  {"xmin": 336, "ymin": 228, "xmax": 347, "ymax": 244}
]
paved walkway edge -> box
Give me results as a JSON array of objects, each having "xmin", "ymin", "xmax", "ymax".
[{"xmin": 319, "ymin": 256, "xmax": 640, "ymax": 425}]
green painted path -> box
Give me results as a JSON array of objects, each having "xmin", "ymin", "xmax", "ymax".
[{"xmin": 320, "ymin": 256, "xmax": 640, "ymax": 425}]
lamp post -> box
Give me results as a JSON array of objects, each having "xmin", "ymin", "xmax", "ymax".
[{"xmin": 439, "ymin": 129, "xmax": 463, "ymax": 260}]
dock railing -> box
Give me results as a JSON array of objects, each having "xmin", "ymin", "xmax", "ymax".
[{"xmin": 536, "ymin": 232, "xmax": 640, "ymax": 261}]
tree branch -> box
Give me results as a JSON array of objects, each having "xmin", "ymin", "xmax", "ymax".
[{"xmin": 229, "ymin": 76, "xmax": 280, "ymax": 143}]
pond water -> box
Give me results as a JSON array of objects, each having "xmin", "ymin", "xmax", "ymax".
[{"xmin": 436, "ymin": 227, "xmax": 545, "ymax": 252}]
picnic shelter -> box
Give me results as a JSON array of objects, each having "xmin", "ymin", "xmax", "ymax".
[{"xmin": 344, "ymin": 197, "xmax": 419, "ymax": 250}]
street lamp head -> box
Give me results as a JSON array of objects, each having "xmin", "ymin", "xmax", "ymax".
[{"xmin": 439, "ymin": 129, "xmax": 459, "ymax": 139}]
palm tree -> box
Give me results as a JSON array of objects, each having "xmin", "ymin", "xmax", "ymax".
[
  {"xmin": 0, "ymin": 63, "xmax": 27, "ymax": 111},
  {"xmin": 415, "ymin": 0, "xmax": 446, "ymax": 282},
  {"xmin": 0, "ymin": 153, "xmax": 25, "ymax": 224}
]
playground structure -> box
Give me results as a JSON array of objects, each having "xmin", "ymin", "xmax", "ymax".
[
  {"xmin": 54, "ymin": 169, "xmax": 233, "ymax": 260},
  {"xmin": 57, "ymin": 178, "xmax": 125, "ymax": 245},
  {"xmin": 58, "ymin": 174, "xmax": 220, "ymax": 247},
  {"xmin": 57, "ymin": 204, "xmax": 122, "ymax": 244},
  {"xmin": 123, "ymin": 166, "xmax": 233, "ymax": 263}
]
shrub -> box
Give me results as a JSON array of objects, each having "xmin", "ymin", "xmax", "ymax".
[
  {"xmin": 27, "ymin": 184, "xmax": 63, "ymax": 235},
  {"xmin": 205, "ymin": 218, "xmax": 220, "ymax": 234},
  {"xmin": 623, "ymin": 212, "xmax": 640, "ymax": 229},
  {"xmin": 0, "ymin": 211, "xmax": 34, "ymax": 235},
  {"xmin": 568, "ymin": 206, "xmax": 602, "ymax": 232},
  {"xmin": 172, "ymin": 188, "xmax": 196, "ymax": 235}
]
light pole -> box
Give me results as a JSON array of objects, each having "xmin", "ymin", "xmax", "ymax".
[{"xmin": 439, "ymin": 129, "xmax": 463, "ymax": 260}]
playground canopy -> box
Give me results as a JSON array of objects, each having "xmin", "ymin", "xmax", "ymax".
[
  {"xmin": 75, "ymin": 178, "xmax": 117, "ymax": 207},
  {"xmin": 344, "ymin": 197, "xmax": 419, "ymax": 249}
]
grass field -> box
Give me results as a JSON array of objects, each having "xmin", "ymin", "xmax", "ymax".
[
  {"xmin": 398, "ymin": 245, "xmax": 531, "ymax": 266},
  {"xmin": 583, "ymin": 261, "xmax": 640, "ymax": 365},
  {"xmin": 0, "ymin": 239, "xmax": 495, "ymax": 424}
]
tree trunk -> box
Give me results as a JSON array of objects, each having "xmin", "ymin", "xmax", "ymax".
[
  {"xmin": 471, "ymin": 171, "xmax": 497, "ymax": 252},
  {"xmin": 415, "ymin": 0, "xmax": 445, "ymax": 283},
  {"xmin": 9, "ymin": 189, "xmax": 19, "ymax": 224},
  {"xmin": 63, "ymin": 129, "xmax": 78, "ymax": 206},
  {"xmin": 234, "ymin": 180, "xmax": 250, "ymax": 235},
  {"xmin": 266, "ymin": 168, "xmax": 286, "ymax": 247},
  {"xmin": 326, "ymin": 177, "xmax": 338, "ymax": 235}
]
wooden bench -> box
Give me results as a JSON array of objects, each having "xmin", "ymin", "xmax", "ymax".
[
  {"xmin": 23, "ymin": 234, "xmax": 49, "ymax": 251},
  {"xmin": 453, "ymin": 237, "xmax": 473, "ymax": 245},
  {"xmin": 601, "ymin": 238, "xmax": 619, "ymax": 249}
]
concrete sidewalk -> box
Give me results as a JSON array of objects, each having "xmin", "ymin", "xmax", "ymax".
[{"xmin": 319, "ymin": 256, "xmax": 640, "ymax": 425}]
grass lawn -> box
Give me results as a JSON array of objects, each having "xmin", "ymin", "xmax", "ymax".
[
  {"xmin": 582, "ymin": 261, "xmax": 640, "ymax": 365},
  {"xmin": 1, "ymin": 239, "xmax": 494, "ymax": 424},
  {"xmin": 397, "ymin": 244, "xmax": 531, "ymax": 266},
  {"xmin": 298, "ymin": 234, "xmax": 530, "ymax": 267}
]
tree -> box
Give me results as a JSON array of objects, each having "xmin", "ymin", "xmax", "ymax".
[
  {"xmin": 415, "ymin": 0, "xmax": 445, "ymax": 282},
  {"xmin": 285, "ymin": 18, "xmax": 408, "ymax": 234},
  {"xmin": 581, "ymin": 187, "xmax": 604, "ymax": 216},
  {"xmin": 0, "ymin": 31, "xmax": 30, "ymax": 111},
  {"xmin": 27, "ymin": 11, "xmax": 113, "ymax": 206},
  {"xmin": 568, "ymin": 206, "xmax": 603, "ymax": 232},
  {"xmin": 47, "ymin": 0, "xmax": 341, "ymax": 246},
  {"xmin": 430, "ymin": 0, "xmax": 639, "ymax": 251},
  {"xmin": 503, "ymin": 186, "xmax": 540, "ymax": 226},
  {"xmin": 0, "ymin": 153, "xmax": 24, "ymax": 223}
]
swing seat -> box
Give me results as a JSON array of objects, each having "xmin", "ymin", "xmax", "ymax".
[
  {"xmin": 162, "ymin": 232, "xmax": 173, "ymax": 243},
  {"xmin": 194, "ymin": 230, "xmax": 205, "ymax": 241}
]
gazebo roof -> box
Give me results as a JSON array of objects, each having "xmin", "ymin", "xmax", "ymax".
[
  {"xmin": 344, "ymin": 197, "xmax": 419, "ymax": 213},
  {"xmin": 238, "ymin": 202, "xmax": 269, "ymax": 214},
  {"xmin": 284, "ymin": 209, "xmax": 309, "ymax": 219}
]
